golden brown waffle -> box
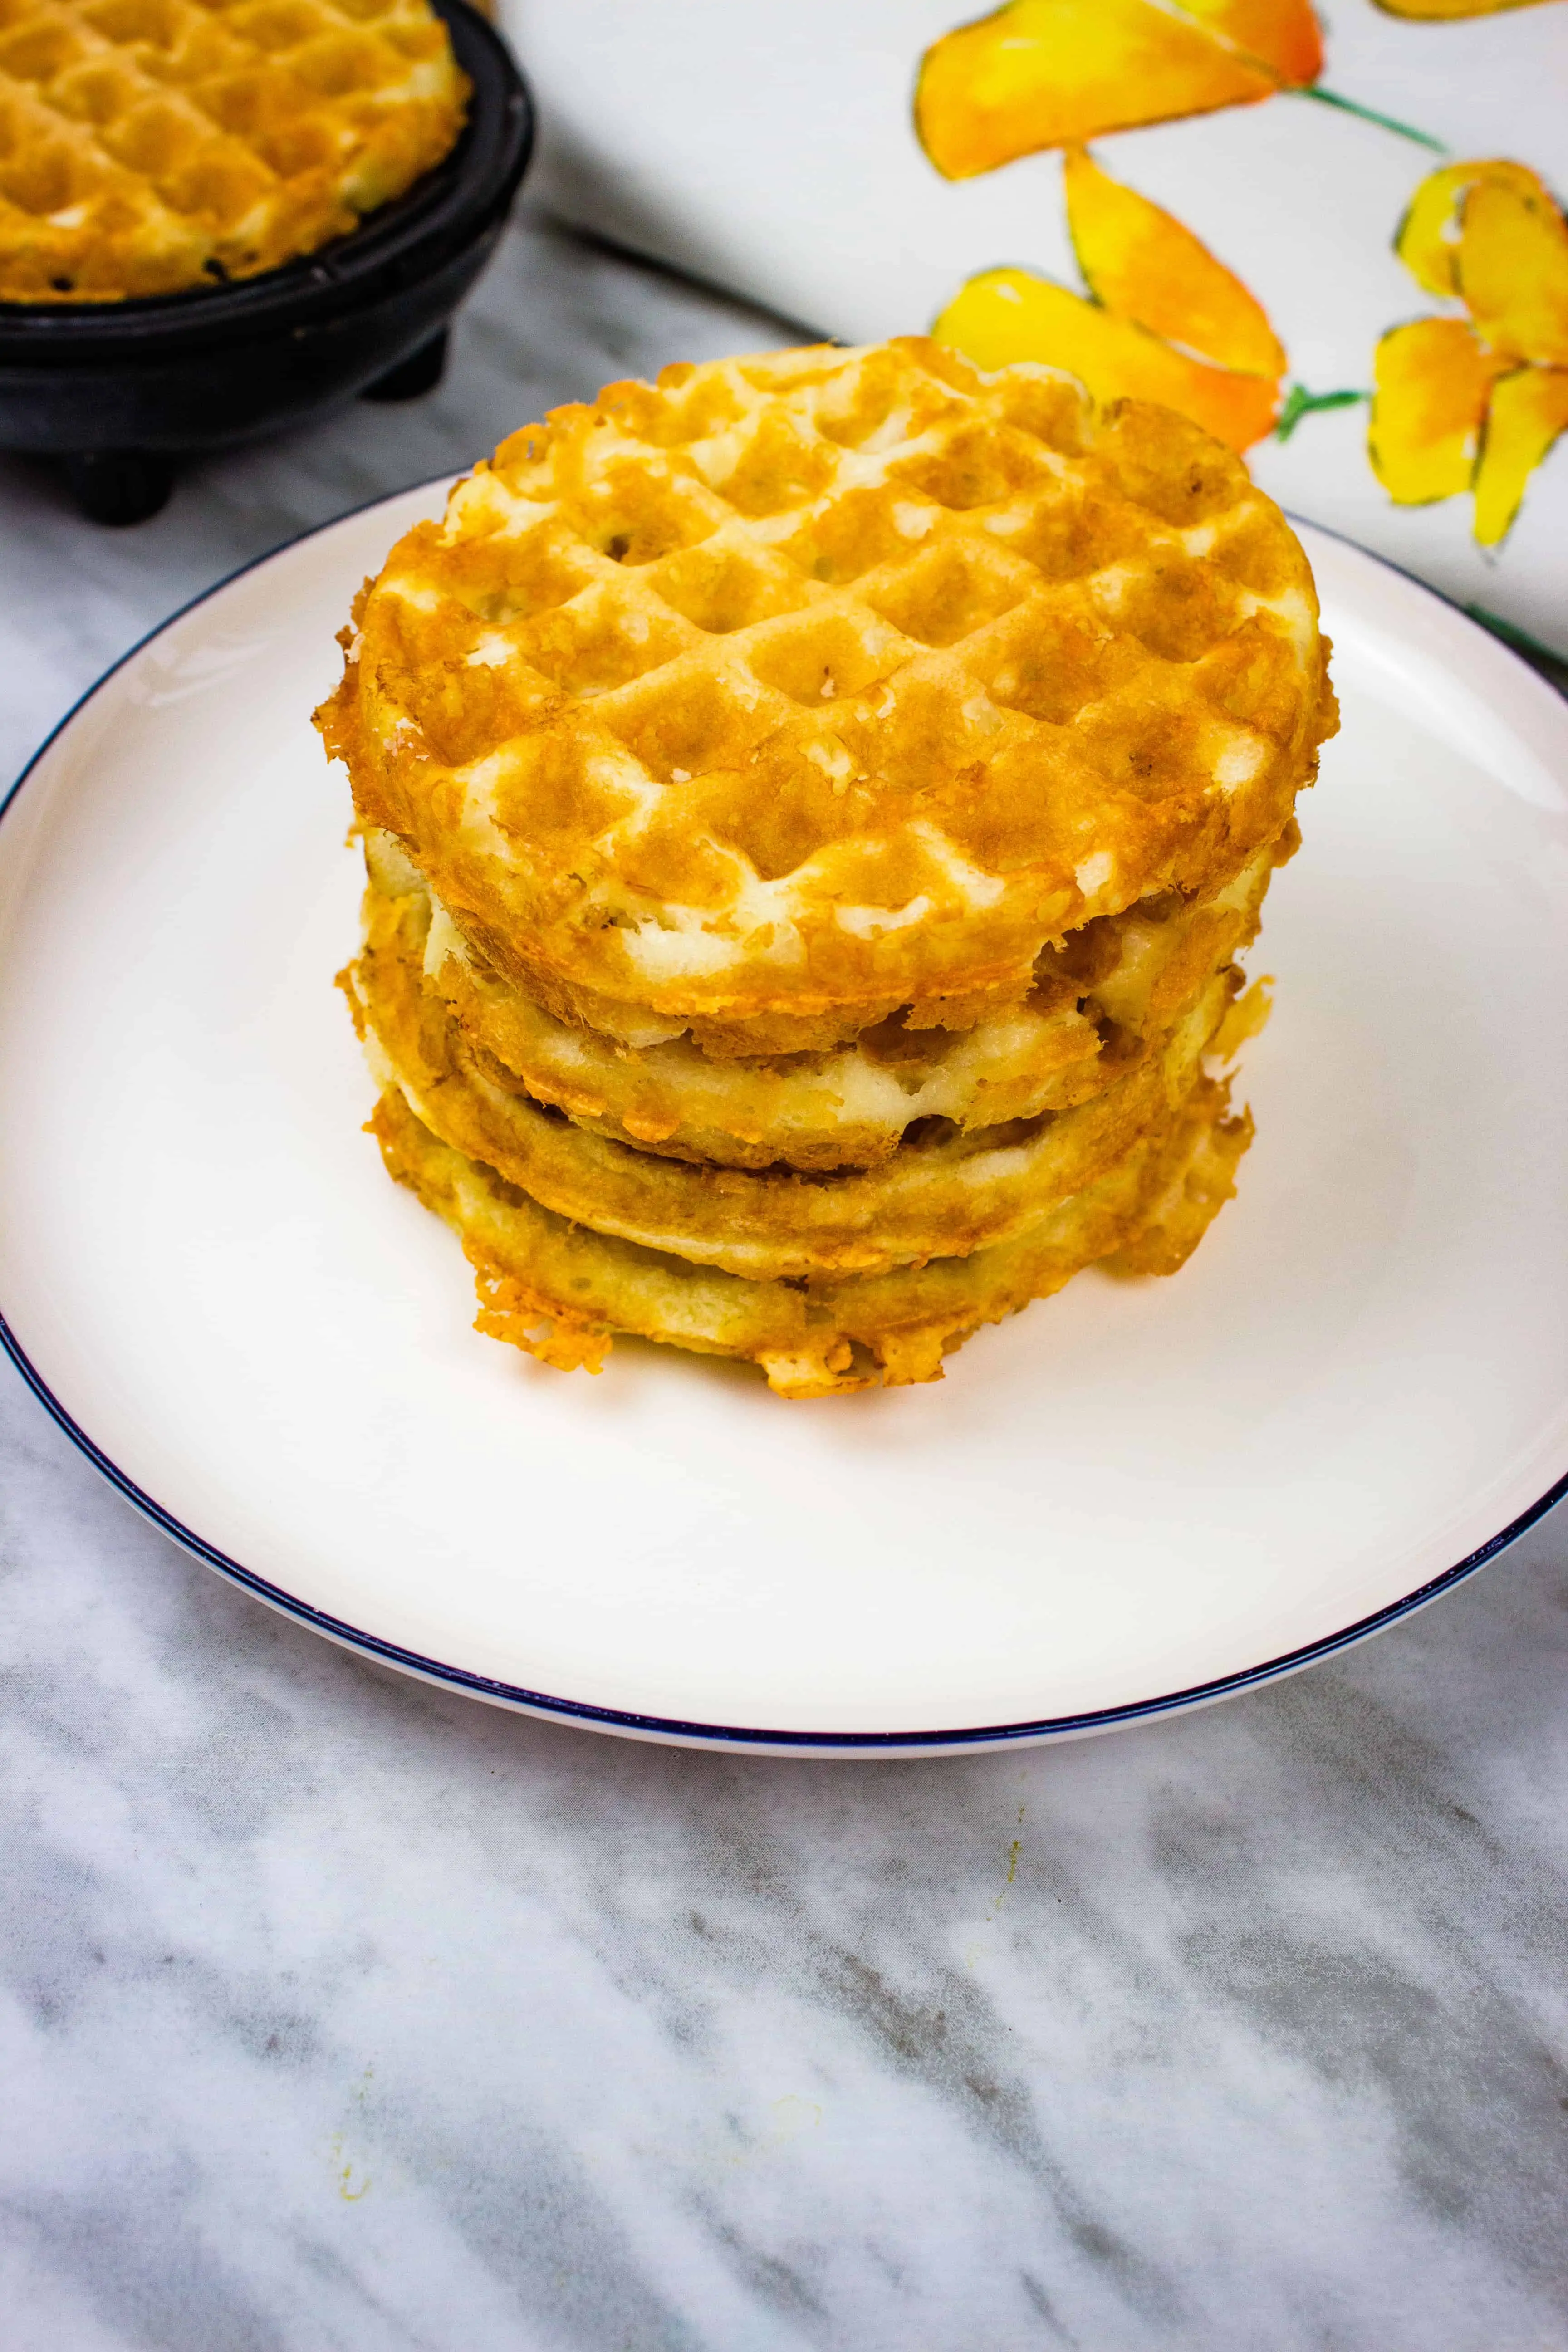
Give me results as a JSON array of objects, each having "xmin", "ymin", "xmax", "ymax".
[
  {"xmin": 0, "ymin": 0, "xmax": 466, "ymax": 301},
  {"xmin": 318, "ymin": 339, "xmax": 1335, "ymax": 1054},
  {"xmin": 368, "ymin": 1074, "xmax": 1252, "ymax": 1399},
  {"xmin": 364, "ymin": 818, "xmax": 1287, "ymax": 1171},
  {"xmin": 323, "ymin": 344, "xmax": 1329, "ymax": 1394},
  {"xmin": 348, "ymin": 877, "xmax": 1236, "ymax": 1280}
]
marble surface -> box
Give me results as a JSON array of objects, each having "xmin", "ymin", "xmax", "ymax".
[{"xmin": 5, "ymin": 212, "xmax": 1568, "ymax": 2351}]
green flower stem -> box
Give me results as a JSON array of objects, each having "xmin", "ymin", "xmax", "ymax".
[
  {"xmin": 1297, "ymin": 86, "xmax": 1447, "ymax": 154},
  {"xmin": 1274, "ymin": 385, "xmax": 1371, "ymax": 444}
]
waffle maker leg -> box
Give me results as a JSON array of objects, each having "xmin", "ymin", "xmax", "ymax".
[
  {"xmin": 362, "ymin": 328, "xmax": 450, "ymax": 403},
  {"xmin": 62, "ymin": 450, "xmax": 174, "ymax": 527}
]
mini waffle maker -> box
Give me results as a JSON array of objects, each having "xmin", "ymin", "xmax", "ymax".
[{"xmin": 0, "ymin": 0, "xmax": 532, "ymax": 524}]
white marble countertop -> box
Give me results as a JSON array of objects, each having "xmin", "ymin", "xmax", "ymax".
[{"xmin": 4, "ymin": 211, "xmax": 1568, "ymax": 2352}]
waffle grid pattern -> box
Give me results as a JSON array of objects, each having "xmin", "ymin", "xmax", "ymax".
[
  {"xmin": 329, "ymin": 340, "xmax": 1334, "ymax": 1050},
  {"xmin": 317, "ymin": 345, "xmax": 1333, "ymax": 1396},
  {"xmin": 0, "ymin": 0, "xmax": 466, "ymax": 299}
]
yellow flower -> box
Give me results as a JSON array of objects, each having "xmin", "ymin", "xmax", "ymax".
[
  {"xmin": 1370, "ymin": 0, "xmax": 1556, "ymax": 19},
  {"xmin": 916, "ymin": 0, "xmax": 1324, "ymax": 181},
  {"xmin": 933, "ymin": 148, "xmax": 1284, "ymax": 451},
  {"xmin": 1370, "ymin": 161, "xmax": 1568, "ymax": 544}
]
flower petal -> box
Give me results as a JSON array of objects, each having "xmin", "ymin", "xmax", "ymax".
[
  {"xmin": 1064, "ymin": 146, "xmax": 1285, "ymax": 376},
  {"xmin": 1174, "ymin": 0, "xmax": 1323, "ymax": 82},
  {"xmin": 1368, "ymin": 316, "xmax": 1502, "ymax": 502},
  {"xmin": 1371, "ymin": 0, "xmax": 1554, "ymax": 18},
  {"xmin": 1460, "ymin": 176, "xmax": 1568, "ymax": 368},
  {"xmin": 933, "ymin": 268, "xmax": 1280, "ymax": 449},
  {"xmin": 1396, "ymin": 160, "xmax": 1553, "ymax": 302},
  {"xmin": 1472, "ymin": 364, "xmax": 1568, "ymax": 545},
  {"xmin": 915, "ymin": 0, "xmax": 1278, "ymax": 181}
]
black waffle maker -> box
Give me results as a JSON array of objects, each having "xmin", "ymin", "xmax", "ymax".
[{"xmin": 0, "ymin": 0, "xmax": 532, "ymax": 523}]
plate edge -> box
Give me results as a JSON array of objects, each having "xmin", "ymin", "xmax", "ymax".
[
  {"xmin": 6, "ymin": 1303, "xmax": 1564, "ymax": 1755},
  {"xmin": 3, "ymin": 488, "xmax": 1566, "ymax": 1755}
]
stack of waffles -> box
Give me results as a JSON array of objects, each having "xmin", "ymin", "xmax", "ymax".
[
  {"xmin": 0, "ymin": 0, "xmax": 467, "ymax": 301},
  {"xmin": 319, "ymin": 339, "xmax": 1337, "ymax": 1398}
]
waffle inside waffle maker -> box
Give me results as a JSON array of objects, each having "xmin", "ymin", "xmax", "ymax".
[{"xmin": 0, "ymin": 0, "xmax": 531, "ymax": 520}]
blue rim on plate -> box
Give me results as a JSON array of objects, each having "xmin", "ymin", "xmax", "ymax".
[{"xmin": 4, "ymin": 487, "xmax": 1565, "ymax": 1754}]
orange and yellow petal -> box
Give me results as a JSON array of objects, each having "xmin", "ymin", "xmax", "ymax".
[
  {"xmin": 1173, "ymin": 0, "xmax": 1323, "ymax": 81},
  {"xmin": 1396, "ymin": 159, "xmax": 1554, "ymax": 301},
  {"xmin": 1368, "ymin": 316, "xmax": 1504, "ymax": 501},
  {"xmin": 932, "ymin": 268, "xmax": 1280, "ymax": 449},
  {"xmin": 1472, "ymin": 364, "xmax": 1568, "ymax": 544},
  {"xmin": 915, "ymin": 0, "xmax": 1283, "ymax": 181},
  {"xmin": 1371, "ymin": 0, "xmax": 1555, "ymax": 18},
  {"xmin": 1063, "ymin": 147, "xmax": 1285, "ymax": 376},
  {"xmin": 1459, "ymin": 176, "xmax": 1568, "ymax": 368}
]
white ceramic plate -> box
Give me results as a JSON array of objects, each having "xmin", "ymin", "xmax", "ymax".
[{"xmin": 4, "ymin": 491, "xmax": 1567, "ymax": 1756}]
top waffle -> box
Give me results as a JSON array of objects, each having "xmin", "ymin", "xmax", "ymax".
[
  {"xmin": 0, "ymin": 0, "xmax": 466, "ymax": 301},
  {"xmin": 319, "ymin": 339, "xmax": 1336, "ymax": 1053}
]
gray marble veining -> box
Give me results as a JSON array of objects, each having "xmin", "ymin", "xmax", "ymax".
[
  {"xmin": 3, "ymin": 211, "xmax": 1568, "ymax": 2352},
  {"xmin": 5, "ymin": 1362, "xmax": 1568, "ymax": 2351}
]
